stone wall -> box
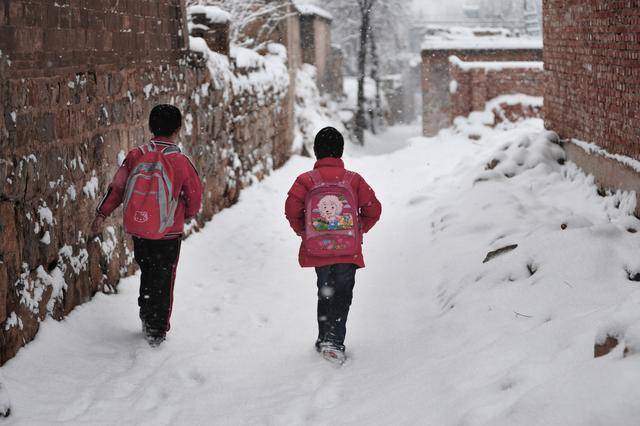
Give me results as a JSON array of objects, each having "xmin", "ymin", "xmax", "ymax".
[
  {"xmin": 543, "ymin": 1, "xmax": 640, "ymax": 215},
  {"xmin": 449, "ymin": 59, "xmax": 544, "ymax": 121},
  {"xmin": 0, "ymin": 0, "xmax": 292, "ymax": 364},
  {"xmin": 421, "ymin": 48, "xmax": 543, "ymax": 136}
]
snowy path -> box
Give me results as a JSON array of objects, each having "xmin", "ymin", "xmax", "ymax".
[{"xmin": 5, "ymin": 120, "xmax": 640, "ymax": 425}]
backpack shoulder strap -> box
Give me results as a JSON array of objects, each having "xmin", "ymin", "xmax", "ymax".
[
  {"xmin": 161, "ymin": 145, "xmax": 181, "ymax": 155},
  {"xmin": 342, "ymin": 170, "xmax": 356, "ymax": 186}
]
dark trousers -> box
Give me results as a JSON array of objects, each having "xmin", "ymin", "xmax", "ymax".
[
  {"xmin": 315, "ymin": 263, "xmax": 357, "ymax": 351},
  {"xmin": 132, "ymin": 236, "xmax": 182, "ymax": 333}
]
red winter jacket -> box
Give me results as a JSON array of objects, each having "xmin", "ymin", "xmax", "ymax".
[
  {"xmin": 97, "ymin": 137, "xmax": 203, "ymax": 239},
  {"xmin": 285, "ymin": 157, "xmax": 382, "ymax": 268}
]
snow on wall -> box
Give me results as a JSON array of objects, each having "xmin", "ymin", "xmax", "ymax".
[
  {"xmin": 293, "ymin": 1, "xmax": 333, "ymax": 21},
  {"xmin": 449, "ymin": 55, "xmax": 544, "ymax": 72},
  {"xmin": 186, "ymin": 5, "xmax": 231, "ymax": 24}
]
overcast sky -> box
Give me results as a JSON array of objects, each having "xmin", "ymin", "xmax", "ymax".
[{"xmin": 411, "ymin": 0, "xmax": 468, "ymax": 22}]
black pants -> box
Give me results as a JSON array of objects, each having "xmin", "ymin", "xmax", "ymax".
[
  {"xmin": 133, "ymin": 236, "xmax": 182, "ymax": 333},
  {"xmin": 315, "ymin": 263, "xmax": 357, "ymax": 351}
]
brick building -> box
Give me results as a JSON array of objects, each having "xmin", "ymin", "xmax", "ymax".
[
  {"xmin": 448, "ymin": 56, "xmax": 544, "ymax": 122},
  {"xmin": 296, "ymin": 3, "xmax": 343, "ymax": 97},
  {"xmin": 0, "ymin": 0, "xmax": 295, "ymax": 363},
  {"xmin": 421, "ymin": 28, "xmax": 543, "ymax": 135},
  {"xmin": 544, "ymin": 1, "xmax": 640, "ymax": 211}
]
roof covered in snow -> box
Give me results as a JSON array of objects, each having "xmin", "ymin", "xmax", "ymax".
[
  {"xmin": 187, "ymin": 5, "xmax": 232, "ymax": 24},
  {"xmin": 294, "ymin": 1, "xmax": 333, "ymax": 21},
  {"xmin": 422, "ymin": 26, "xmax": 542, "ymax": 51}
]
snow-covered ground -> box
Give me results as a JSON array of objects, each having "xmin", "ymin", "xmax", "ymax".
[{"xmin": 4, "ymin": 113, "xmax": 640, "ymax": 425}]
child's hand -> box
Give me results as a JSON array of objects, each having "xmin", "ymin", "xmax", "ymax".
[{"xmin": 90, "ymin": 215, "xmax": 105, "ymax": 235}]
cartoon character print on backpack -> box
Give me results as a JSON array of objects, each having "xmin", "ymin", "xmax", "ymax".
[
  {"xmin": 313, "ymin": 195, "xmax": 354, "ymax": 231},
  {"xmin": 304, "ymin": 171, "xmax": 360, "ymax": 257}
]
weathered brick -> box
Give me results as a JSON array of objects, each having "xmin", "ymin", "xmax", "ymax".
[{"xmin": 544, "ymin": 1, "xmax": 640, "ymax": 159}]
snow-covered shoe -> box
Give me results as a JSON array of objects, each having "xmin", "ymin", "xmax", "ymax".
[
  {"xmin": 320, "ymin": 345, "xmax": 346, "ymax": 365},
  {"xmin": 144, "ymin": 329, "xmax": 166, "ymax": 348}
]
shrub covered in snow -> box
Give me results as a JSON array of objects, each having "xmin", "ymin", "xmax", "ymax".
[{"xmin": 294, "ymin": 64, "xmax": 350, "ymax": 155}]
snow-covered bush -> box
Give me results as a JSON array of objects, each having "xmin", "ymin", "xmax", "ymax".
[{"xmin": 294, "ymin": 64, "xmax": 350, "ymax": 155}]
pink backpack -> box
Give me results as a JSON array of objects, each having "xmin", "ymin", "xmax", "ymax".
[
  {"xmin": 304, "ymin": 170, "xmax": 360, "ymax": 257},
  {"xmin": 123, "ymin": 142, "xmax": 181, "ymax": 239}
]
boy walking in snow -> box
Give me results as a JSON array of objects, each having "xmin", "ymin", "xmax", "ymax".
[
  {"xmin": 91, "ymin": 104, "xmax": 203, "ymax": 347},
  {"xmin": 285, "ymin": 127, "xmax": 381, "ymax": 363}
]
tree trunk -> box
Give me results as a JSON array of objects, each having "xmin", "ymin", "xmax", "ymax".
[
  {"xmin": 355, "ymin": 0, "xmax": 373, "ymax": 145},
  {"xmin": 369, "ymin": 33, "xmax": 382, "ymax": 135}
]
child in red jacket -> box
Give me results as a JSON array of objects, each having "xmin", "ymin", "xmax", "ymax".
[
  {"xmin": 91, "ymin": 104, "xmax": 203, "ymax": 347},
  {"xmin": 285, "ymin": 127, "xmax": 381, "ymax": 363}
]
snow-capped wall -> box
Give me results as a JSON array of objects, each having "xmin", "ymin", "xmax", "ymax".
[
  {"xmin": 0, "ymin": 0, "xmax": 293, "ymax": 364},
  {"xmin": 421, "ymin": 35, "xmax": 542, "ymax": 136},
  {"xmin": 448, "ymin": 56, "xmax": 544, "ymax": 123}
]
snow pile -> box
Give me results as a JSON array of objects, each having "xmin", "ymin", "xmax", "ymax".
[
  {"xmin": 294, "ymin": 64, "xmax": 350, "ymax": 155},
  {"xmin": 449, "ymin": 55, "xmax": 544, "ymax": 71},
  {"xmin": 409, "ymin": 113, "xmax": 640, "ymax": 424},
  {"xmin": 342, "ymin": 76, "xmax": 377, "ymax": 111},
  {"xmin": 422, "ymin": 26, "xmax": 542, "ymax": 50},
  {"xmin": 450, "ymin": 94, "xmax": 543, "ymax": 134},
  {"xmin": 187, "ymin": 5, "xmax": 231, "ymax": 23},
  {"xmin": 0, "ymin": 380, "xmax": 9, "ymax": 418}
]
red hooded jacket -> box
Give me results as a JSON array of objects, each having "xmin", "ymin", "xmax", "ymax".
[
  {"xmin": 97, "ymin": 137, "xmax": 203, "ymax": 239},
  {"xmin": 285, "ymin": 157, "xmax": 382, "ymax": 268}
]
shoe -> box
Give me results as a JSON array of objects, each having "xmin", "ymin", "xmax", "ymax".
[
  {"xmin": 319, "ymin": 343, "xmax": 346, "ymax": 365},
  {"xmin": 144, "ymin": 329, "xmax": 166, "ymax": 348},
  {"xmin": 139, "ymin": 313, "xmax": 149, "ymax": 334}
]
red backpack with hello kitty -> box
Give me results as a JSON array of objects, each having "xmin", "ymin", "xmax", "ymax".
[
  {"xmin": 304, "ymin": 170, "xmax": 360, "ymax": 257},
  {"xmin": 122, "ymin": 142, "xmax": 181, "ymax": 239}
]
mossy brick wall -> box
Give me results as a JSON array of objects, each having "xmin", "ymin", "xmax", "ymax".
[
  {"xmin": 543, "ymin": 1, "xmax": 640, "ymax": 157},
  {"xmin": 0, "ymin": 0, "xmax": 292, "ymax": 364},
  {"xmin": 421, "ymin": 48, "xmax": 543, "ymax": 136}
]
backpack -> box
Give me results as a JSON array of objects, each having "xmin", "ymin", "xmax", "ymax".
[
  {"xmin": 304, "ymin": 170, "xmax": 360, "ymax": 257},
  {"xmin": 122, "ymin": 142, "xmax": 181, "ymax": 239}
]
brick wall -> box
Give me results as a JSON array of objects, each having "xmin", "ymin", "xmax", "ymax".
[
  {"xmin": 421, "ymin": 48, "xmax": 543, "ymax": 135},
  {"xmin": 544, "ymin": 1, "xmax": 640, "ymax": 159},
  {"xmin": 0, "ymin": 0, "xmax": 293, "ymax": 363},
  {"xmin": 449, "ymin": 61, "xmax": 544, "ymax": 121}
]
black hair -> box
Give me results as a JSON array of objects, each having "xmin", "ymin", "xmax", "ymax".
[
  {"xmin": 313, "ymin": 127, "xmax": 344, "ymax": 159},
  {"xmin": 149, "ymin": 104, "xmax": 182, "ymax": 137}
]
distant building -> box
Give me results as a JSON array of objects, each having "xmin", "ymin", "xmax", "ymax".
[
  {"xmin": 295, "ymin": 3, "xmax": 343, "ymax": 96},
  {"xmin": 410, "ymin": 0, "xmax": 542, "ymax": 49},
  {"xmin": 462, "ymin": 0, "xmax": 542, "ymax": 36}
]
